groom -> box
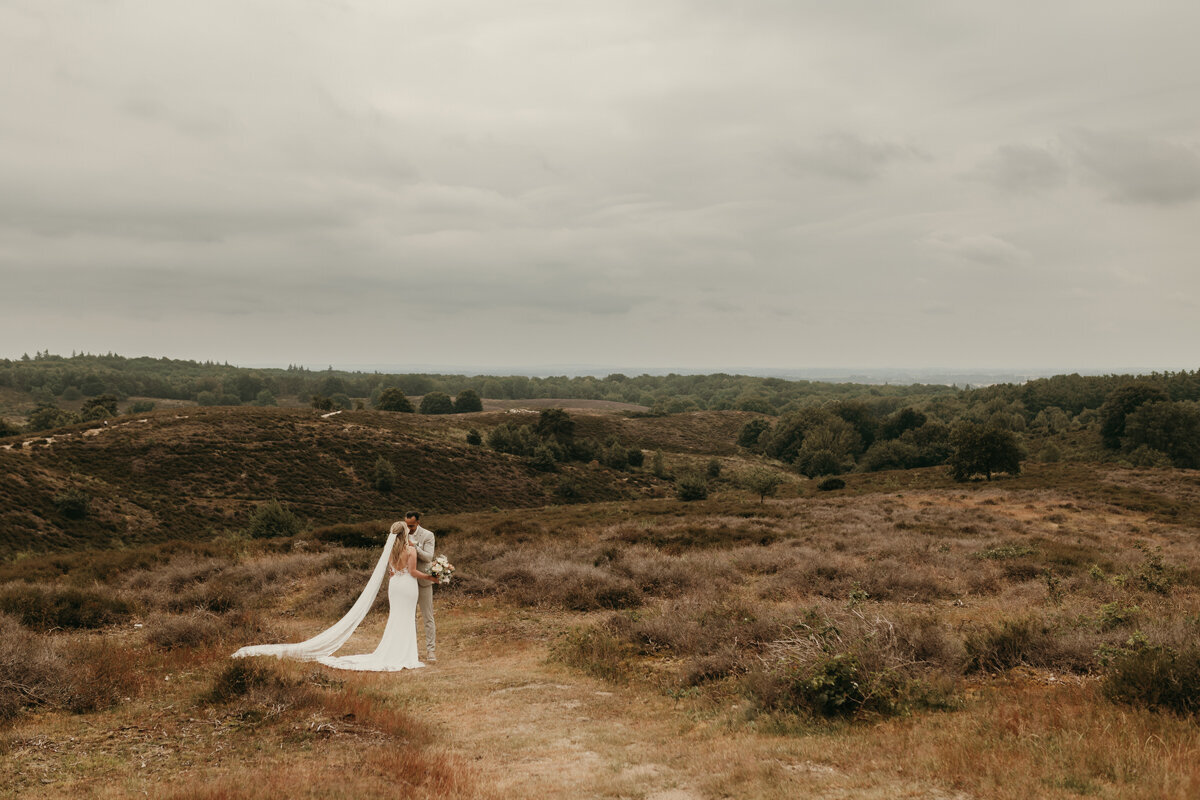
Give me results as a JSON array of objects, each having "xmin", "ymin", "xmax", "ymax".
[{"xmin": 405, "ymin": 511, "xmax": 437, "ymax": 663}]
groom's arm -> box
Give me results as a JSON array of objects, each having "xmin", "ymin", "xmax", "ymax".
[{"xmin": 415, "ymin": 530, "xmax": 435, "ymax": 563}]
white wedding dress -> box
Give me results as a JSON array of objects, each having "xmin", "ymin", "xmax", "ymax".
[{"xmin": 231, "ymin": 532, "xmax": 424, "ymax": 671}]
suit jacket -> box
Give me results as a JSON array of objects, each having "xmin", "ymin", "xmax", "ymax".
[{"xmin": 409, "ymin": 525, "xmax": 435, "ymax": 573}]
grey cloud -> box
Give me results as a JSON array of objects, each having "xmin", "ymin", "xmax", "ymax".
[
  {"xmin": 1068, "ymin": 130, "xmax": 1200, "ymax": 205},
  {"xmin": 971, "ymin": 144, "xmax": 1066, "ymax": 193},
  {"xmin": 922, "ymin": 233, "xmax": 1031, "ymax": 268},
  {"xmin": 785, "ymin": 133, "xmax": 924, "ymax": 183}
]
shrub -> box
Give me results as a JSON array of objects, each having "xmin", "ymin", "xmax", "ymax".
[
  {"xmin": 371, "ymin": 456, "xmax": 396, "ymax": 491},
  {"xmin": 310, "ymin": 394, "xmax": 334, "ymax": 411},
  {"xmin": 147, "ymin": 612, "xmax": 226, "ymax": 650},
  {"xmin": 129, "ymin": 400, "xmax": 157, "ymax": 413},
  {"xmin": 675, "ymin": 473, "xmax": 708, "ymax": 501},
  {"xmin": 553, "ymin": 624, "xmax": 635, "ymax": 683},
  {"xmin": 465, "ymin": 428, "xmax": 483, "ymax": 446},
  {"xmin": 80, "ymin": 394, "xmax": 119, "ymax": 418},
  {"xmin": 964, "ymin": 616, "xmax": 1056, "ymax": 672},
  {"xmin": 419, "ymin": 392, "xmax": 455, "ymax": 415},
  {"xmin": 311, "ymin": 522, "xmax": 382, "ymax": 548},
  {"xmin": 554, "ymin": 477, "xmax": 583, "ymax": 503},
  {"xmin": 0, "ymin": 418, "xmax": 21, "ymax": 437},
  {"xmin": 0, "ymin": 614, "xmax": 70, "ymax": 722},
  {"xmin": 651, "ymin": 450, "xmax": 668, "ymax": 478},
  {"xmin": 0, "ymin": 584, "xmax": 133, "ymax": 630},
  {"xmin": 1103, "ymin": 641, "xmax": 1200, "ymax": 716},
  {"xmin": 529, "ymin": 444, "xmax": 559, "ymax": 472},
  {"xmin": 627, "ymin": 448, "xmax": 645, "ymax": 468},
  {"xmin": 740, "ymin": 466, "xmax": 783, "ymax": 503},
  {"xmin": 453, "ymin": 389, "xmax": 483, "ymax": 413},
  {"xmin": 54, "ymin": 488, "xmax": 91, "ymax": 519},
  {"xmin": 706, "ymin": 458, "xmax": 722, "ymax": 478},
  {"xmin": 253, "ymin": 390, "xmax": 275, "ymax": 406},
  {"xmin": 247, "ymin": 499, "xmax": 303, "ymax": 539},
  {"xmin": 817, "ymin": 477, "xmax": 846, "ymax": 491},
  {"xmin": 375, "ymin": 387, "xmax": 414, "ymax": 412},
  {"xmin": 737, "ymin": 418, "xmax": 771, "ymax": 449}
]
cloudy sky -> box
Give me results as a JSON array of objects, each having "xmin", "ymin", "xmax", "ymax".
[{"xmin": 3, "ymin": 1, "xmax": 1199, "ymax": 372}]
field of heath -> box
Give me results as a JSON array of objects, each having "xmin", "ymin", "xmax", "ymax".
[{"xmin": 3, "ymin": 461, "xmax": 1200, "ymax": 799}]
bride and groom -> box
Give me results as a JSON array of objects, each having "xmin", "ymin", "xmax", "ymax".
[{"xmin": 232, "ymin": 511, "xmax": 439, "ymax": 671}]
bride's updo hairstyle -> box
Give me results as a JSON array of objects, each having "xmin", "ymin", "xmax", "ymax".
[
  {"xmin": 388, "ymin": 520, "xmax": 411, "ymax": 571},
  {"xmin": 389, "ymin": 521, "xmax": 408, "ymax": 536}
]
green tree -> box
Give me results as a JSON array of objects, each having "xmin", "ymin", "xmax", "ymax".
[
  {"xmin": 879, "ymin": 407, "xmax": 927, "ymax": 441},
  {"xmin": 374, "ymin": 387, "xmax": 414, "ymax": 413},
  {"xmin": 737, "ymin": 418, "xmax": 771, "ymax": 449},
  {"xmin": 254, "ymin": 390, "xmax": 276, "ymax": 406},
  {"xmin": 371, "ymin": 456, "xmax": 396, "ymax": 491},
  {"xmin": 247, "ymin": 499, "xmax": 303, "ymax": 538},
  {"xmin": 740, "ymin": 466, "xmax": 782, "ymax": 503},
  {"xmin": 675, "ymin": 472, "xmax": 708, "ymax": 501},
  {"xmin": 466, "ymin": 428, "xmax": 483, "ymax": 446},
  {"xmin": 949, "ymin": 422, "xmax": 1022, "ymax": 482},
  {"xmin": 27, "ymin": 404, "xmax": 78, "ymax": 431},
  {"xmin": 536, "ymin": 408, "xmax": 575, "ymax": 446},
  {"xmin": 453, "ymin": 389, "xmax": 483, "ymax": 413},
  {"xmin": 1099, "ymin": 383, "xmax": 1169, "ymax": 449},
  {"xmin": 1122, "ymin": 401, "xmax": 1200, "ymax": 469},
  {"xmin": 80, "ymin": 394, "xmax": 119, "ymax": 419},
  {"xmin": 419, "ymin": 391, "xmax": 455, "ymax": 415},
  {"xmin": 310, "ymin": 395, "xmax": 334, "ymax": 411}
]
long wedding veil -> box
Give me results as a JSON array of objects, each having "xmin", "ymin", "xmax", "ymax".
[{"xmin": 231, "ymin": 532, "xmax": 397, "ymax": 661}]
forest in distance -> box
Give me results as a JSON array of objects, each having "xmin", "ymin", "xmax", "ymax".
[{"xmin": 3, "ymin": 351, "xmax": 1200, "ymax": 477}]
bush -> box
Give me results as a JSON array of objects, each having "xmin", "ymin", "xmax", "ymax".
[
  {"xmin": 453, "ymin": 389, "xmax": 483, "ymax": 413},
  {"xmin": 817, "ymin": 477, "xmax": 845, "ymax": 491},
  {"xmin": 740, "ymin": 466, "xmax": 783, "ymax": 502},
  {"xmin": 529, "ymin": 444, "xmax": 559, "ymax": 472},
  {"xmin": 147, "ymin": 612, "xmax": 226, "ymax": 650},
  {"xmin": 553, "ymin": 624, "xmax": 635, "ymax": 683},
  {"xmin": 54, "ymin": 488, "xmax": 91, "ymax": 519},
  {"xmin": 81, "ymin": 394, "xmax": 119, "ymax": 418},
  {"xmin": 554, "ymin": 477, "xmax": 583, "ymax": 503},
  {"xmin": 706, "ymin": 458, "xmax": 722, "ymax": 478},
  {"xmin": 964, "ymin": 616, "xmax": 1057, "ymax": 672},
  {"xmin": 254, "ymin": 390, "xmax": 276, "ymax": 407},
  {"xmin": 675, "ymin": 473, "xmax": 708, "ymax": 501},
  {"xmin": 0, "ymin": 584, "xmax": 133, "ymax": 631},
  {"xmin": 738, "ymin": 418, "xmax": 771, "ymax": 449},
  {"xmin": 1103, "ymin": 642, "xmax": 1200, "ymax": 716},
  {"xmin": 129, "ymin": 400, "xmax": 157, "ymax": 413},
  {"xmin": 311, "ymin": 522, "xmax": 382, "ymax": 548},
  {"xmin": 375, "ymin": 387, "xmax": 415, "ymax": 412},
  {"xmin": 419, "ymin": 392, "xmax": 455, "ymax": 414},
  {"xmin": 247, "ymin": 499, "xmax": 303, "ymax": 539},
  {"xmin": 465, "ymin": 428, "xmax": 482, "ymax": 446},
  {"xmin": 627, "ymin": 448, "xmax": 645, "ymax": 468},
  {"xmin": 0, "ymin": 418, "xmax": 21, "ymax": 437},
  {"xmin": 371, "ymin": 456, "xmax": 396, "ymax": 491}
]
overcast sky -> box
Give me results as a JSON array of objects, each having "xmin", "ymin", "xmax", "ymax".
[{"xmin": 3, "ymin": 1, "xmax": 1199, "ymax": 373}]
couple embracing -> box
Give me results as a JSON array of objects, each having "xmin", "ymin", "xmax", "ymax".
[{"xmin": 232, "ymin": 511, "xmax": 440, "ymax": 671}]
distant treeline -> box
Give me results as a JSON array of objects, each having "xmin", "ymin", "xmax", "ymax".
[{"xmin": 2, "ymin": 351, "xmax": 958, "ymax": 413}]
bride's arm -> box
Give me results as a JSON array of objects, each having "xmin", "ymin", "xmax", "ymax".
[{"xmin": 407, "ymin": 547, "xmax": 435, "ymax": 582}]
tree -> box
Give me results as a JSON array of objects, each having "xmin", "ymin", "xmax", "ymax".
[
  {"xmin": 247, "ymin": 499, "xmax": 303, "ymax": 538},
  {"xmin": 80, "ymin": 394, "xmax": 119, "ymax": 420},
  {"xmin": 879, "ymin": 407, "xmax": 927, "ymax": 441},
  {"xmin": 27, "ymin": 404, "xmax": 78, "ymax": 432},
  {"xmin": 371, "ymin": 456, "xmax": 396, "ymax": 491},
  {"xmin": 737, "ymin": 418, "xmax": 771, "ymax": 449},
  {"xmin": 254, "ymin": 390, "xmax": 276, "ymax": 406},
  {"xmin": 311, "ymin": 395, "xmax": 334, "ymax": 411},
  {"xmin": 419, "ymin": 392, "xmax": 455, "ymax": 415},
  {"xmin": 375, "ymin": 387, "xmax": 414, "ymax": 413},
  {"xmin": 675, "ymin": 472, "xmax": 708, "ymax": 501},
  {"xmin": 453, "ymin": 389, "xmax": 483, "ymax": 413},
  {"xmin": 1099, "ymin": 383, "xmax": 1169, "ymax": 449},
  {"xmin": 535, "ymin": 408, "xmax": 575, "ymax": 445},
  {"xmin": 1122, "ymin": 401, "xmax": 1200, "ymax": 469},
  {"xmin": 949, "ymin": 422, "xmax": 1022, "ymax": 481},
  {"xmin": 740, "ymin": 466, "xmax": 782, "ymax": 503},
  {"xmin": 466, "ymin": 428, "xmax": 483, "ymax": 446}
]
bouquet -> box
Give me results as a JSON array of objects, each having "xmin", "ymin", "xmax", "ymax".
[{"xmin": 428, "ymin": 554, "xmax": 456, "ymax": 585}]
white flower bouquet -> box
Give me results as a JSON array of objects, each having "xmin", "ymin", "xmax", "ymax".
[{"xmin": 428, "ymin": 554, "xmax": 456, "ymax": 585}]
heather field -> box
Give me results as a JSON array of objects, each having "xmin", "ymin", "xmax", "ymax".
[{"xmin": 3, "ymin": 453, "xmax": 1200, "ymax": 798}]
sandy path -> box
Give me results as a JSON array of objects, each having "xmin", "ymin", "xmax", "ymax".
[{"xmin": 328, "ymin": 602, "xmax": 967, "ymax": 800}]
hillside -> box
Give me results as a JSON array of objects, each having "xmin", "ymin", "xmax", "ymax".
[{"xmin": 0, "ymin": 405, "xmax": 763, "ymax": 556}]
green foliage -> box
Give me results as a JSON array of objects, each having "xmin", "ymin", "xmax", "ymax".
[
  {"xmin": 0, "ymin": 585, "xmax": 133, "ymax": 630},
  {"xmin": 789, "ymin": 653, "xmax": 869, "ymax": 717},
  {"xmin": 453, "ymin": 389, "xmax": 483, "ymax": 413},
  {"xmin": 53, "ymin": 489, "xmax": 90, "ymax": 520},
  {"xmin": 129, "ymin": 400, "xmax": 156, "ymax": 413},
  {"xmin": 487, "ymin": 422, "xmax": 541, "ymax": 457},
  {"xmin": 310, "ymin": 394, "xmax": 334, "ymax": 411},
  {"xmin": 675, "ymin": 472, "xmax": 708, "ymax": 501},
  {"xmin": 734, "ymin": 396, "xmax": 775, "ymax": 414},
  {"xmin": 554, "ymin": 477, "xmax": 583, "ymax": 502},
  {"xmin": 0, "ymin": 418, "xmax": 21, "ymax": 437},
  {"xmin": 817, "ymin": 477, "xmax": 846, "ymax": 491},
  {"xmin": 419, "ymin": 391, "xmax": 455, "ymax": 414},
  {"xmin": 329, "ymin": 393, "xmax": 352, "ymax": 410},
  {"xmin": 374, "ymin": 387, "xmax": 414, "ymax": 412},
  {"xmin": 737, "ymin": 418, "xmax": 771, "ymax": 449},
  {"xmin": 706, "ymin": 458, "xmax": 722, "ymax": 478},
  {"xmin": 626, "ymin": 448, "xmax": 645, "ymax": 468},
  {"xmin": 1122, "ymin": 401, "xmax": 1200, "ymax": 468},
  {"xmin": 1102, "ymin": 639, "xmax": 1200, "ymax": 716},
  {"xmin": 61, "ymin": 386, "xmax": 82, "ymax": 401},
  {"xmin": 465, "ymin": 428, "xmax": 483, "ymax": 446},
  {"xmin": 371, "ymin": 456, "xmax": 396, "ymax": 492},
  {"xmin": 740, "ymin": 466, "xmax": 782, "ymax": 502},
  {"xmin": 535, "ymin": 408, "xmax": 575, "ymax": 445},
  {"xmin": 80, "ymin": 394, "xmax": 118, "ymax": 419},
  {"xmin": 949, "ymin": 422, "xmax": 1022, "ymax": 482},
  {"xmin": 651, "ymin": 450, "xmax": 668, "ymax": 479},
  {"xmin": 1099, "ymin": 382, "xmax": 1169, "ymax": 448},
  {"xmin": 247, "ymin": 499, "xmax": 303, "ymax": 539},
  {"xmin": 530, "ymin": 444, "xmax": 560, "ymax": 472},
  {"xmin": 879, "ymin": 407, "xmax": 927, "ymax": 440},
  {"xmin": 27, "ymin": 404, "xmax": 79, "ymax": 432}
]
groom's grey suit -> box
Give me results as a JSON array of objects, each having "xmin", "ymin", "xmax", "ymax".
[{"xmin": 410, "ymin": 524, "xmax": 437, "ymax": 660}]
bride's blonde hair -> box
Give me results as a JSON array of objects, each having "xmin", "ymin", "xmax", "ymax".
[{"xmin": 388, "ymin": 521, "xmax": 411, "ymax": 571}]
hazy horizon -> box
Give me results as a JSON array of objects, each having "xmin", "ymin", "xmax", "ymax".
[{"xmin": 4, "ymin": 2, "xmax": 1199, "ymax": 370}]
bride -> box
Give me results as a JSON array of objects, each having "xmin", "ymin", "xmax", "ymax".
[{"xmin": 232, "ymin": 521, "xmax": 436, "ymax": 671}]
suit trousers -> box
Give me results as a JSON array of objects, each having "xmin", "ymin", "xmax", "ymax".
[{"xmin": 417, "ymin": 581, "xmax": 436, "ymax": 657}]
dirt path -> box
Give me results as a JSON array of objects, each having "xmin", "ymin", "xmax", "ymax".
[{"xmin": 331, "ymin": 602, "xmax": 969, "ymax": 800}]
